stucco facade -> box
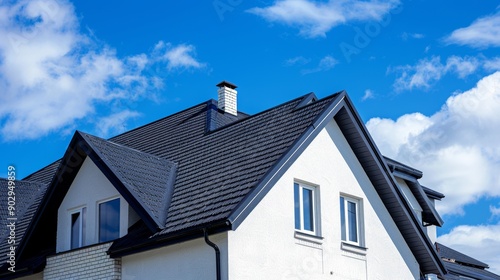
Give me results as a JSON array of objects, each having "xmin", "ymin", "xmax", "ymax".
[
  {"xmin": 117, "ymin": 119, "xmax": 420, "ymax": 280},
  {"xmin": 227, "ymin": 119, "xmax": 419, "ymax": 279}
]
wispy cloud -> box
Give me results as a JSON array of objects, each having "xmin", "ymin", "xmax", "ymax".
[
  {"xmin": 0, "ymin": 0, "xmax": 204, "ymax": 140},
  {"xmin": 444, "ymin": 11, "xmax": 500, "ymax": 48},
  {"xmin": 401, "ymin": 32, "xmax": 424, "ymax": 41},
  {"xmin": 247, "ymin": 0, "xmax": 400, "ymax": 38},
  {"xmin": 483, "ymin": 57, "xmax": 500, "ymax": 71},
  {"xmin": 154, "ymin": 41, "xmax": 205, "ymax": 71},
  {"xmin": 367, "ymin": 71, "xmax": 500, "ymax": 216},
  {"xmin": 362, "ymin": 89, "xmax": 375, "ymax": 101},
  {"xmin": 284, "ymin": 56, "xmax": 311, "ymax": 66},
  {"xmin": 301, "ymin": 55, "xmax": 338, "ymax": 74},
  {"xmin": 491, "ymin": 204, "xmax": 500, "ymax": 218},
  {"xmin": 391, "ymin": 55, "xmax": 480, "ymax": 91},
  {"xmin": 95, "ymin": 110, "xmax": 141, "ymax": 137}
]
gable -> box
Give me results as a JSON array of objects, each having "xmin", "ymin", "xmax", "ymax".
[
  {"xmin": 56, "ymin": 157, "xmax": 135, "ymax": 252},
  {"xmin": 227, "ymin": 93, "xmax": 445, "ymax": 276},
  {"xmin": 227, "ymin": 118, "xmax": 419, "ymax": 279}
]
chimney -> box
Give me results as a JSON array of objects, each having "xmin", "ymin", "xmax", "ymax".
[{"xmin": 216, "ymin": 81, "xmax": 237, "ymax": 116}]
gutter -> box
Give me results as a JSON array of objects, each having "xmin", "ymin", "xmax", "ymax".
[
  {"xmin": 108, "ymin": 220, "xmax": 230, "ymax": 258},
  {"xmin": 203, "ymin": 228, "xmax": 221, "ymax": 280}
]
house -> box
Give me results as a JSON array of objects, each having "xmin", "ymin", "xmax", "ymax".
[
  {"xmin": 435, "ymin": 243, "xmax": 500, "ymax": 280},
  {"xmin": 1, "ymin": 81, "xmax": 486, "ymax": 279}
]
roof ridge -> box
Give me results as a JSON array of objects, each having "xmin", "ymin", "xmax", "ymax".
[
  {"xmin": 206, "ymin": 92, "xmax": 324, "ymax": 134},
  {"xmin": 78, "ymin": 130, "xmax": 175, "ymax": 163},
  {"xmin": 79, "ymin": 131, "xmax": 177, "ymax": 229},
  {"xmin": 109, "ymin": 99, "xmax": 214, "ymax": 141}
]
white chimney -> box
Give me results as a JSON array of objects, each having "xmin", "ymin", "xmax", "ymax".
[{"xmin": 216, "ymin": 81, "xmax": 237, "ymax": 116}]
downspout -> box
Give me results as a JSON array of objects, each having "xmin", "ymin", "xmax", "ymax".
[{"xmin": 203, "ymin": 228, "xmax": 221, "ymax": 280}]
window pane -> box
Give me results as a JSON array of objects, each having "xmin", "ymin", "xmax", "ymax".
[
  {"xmin": 294, "ymin": 183, "xmax": 300, "ymax": 230},
  {"xmin": 347, "ymin": 201, "xmax": 358, "ymax": 242},
  {"xmin": 81, "ymin": 207, "xmax": 86, "ymax": 246},
  {"xmin": 99, "ymin": 198, "xmax": 120, "ymax": 243},
  {"xmin": 340, "ymin": 197, "xmax": 346, "ymax": 241},
  {"xmin": 71, "ymin": 212, "xmax": 80, "ymax": 249},
  {"xmin": 302, "ymin": 188, "xmax": 314, "ymax": 231}
]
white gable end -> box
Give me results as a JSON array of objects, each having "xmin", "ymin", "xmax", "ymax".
[
  {"xmin": 56, "ymin": 157, "xmax": 136, "ymax": 253},
  {"xmin": 228, "ymin": 118, "xmax": 420, "ymax": 279}
]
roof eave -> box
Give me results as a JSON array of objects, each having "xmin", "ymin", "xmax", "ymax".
[
  {"xmin": 339, "ymin": 95, "xmax": 447, "ymax": 276},
  {"xmin": 108, "ymin": 220, "xmax": 231, "ymax": 258}
]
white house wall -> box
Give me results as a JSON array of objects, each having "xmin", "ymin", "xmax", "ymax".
[
  {"xmin": 228, "ymin": 119, "xmax": 420, "ymax": 280},
  {"xmin": 121, "ymin": 233, "xmax": 228, "ymax": 280},
  {"xmin": 56, "ymin": 157, "xmax": 130, "ymax": 252}
]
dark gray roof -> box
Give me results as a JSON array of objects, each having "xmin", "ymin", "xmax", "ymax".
[
  {"xmin": 3, "ymin": 91, "xmax": 446, "ymax": 277},
  {"xmin": 0, "ymin": 179, "xmax": 47, "ymax": 274},
  {"xmin": 443, "ymin": 261, "xmax": 500, "ymax": 280},
  {"xmin": 110, "ymin": 94, "xmax": 338, "ymax": 235},
  {"xmin": 23, "ymin": 161, "xmax": 60, "ymax": 185},
  {"xmin": 437, "ymin": 242, "xmax": 489, "ymax": 269},
  {"xmin": 437, "ymin": 243, "xmax": 500, "ymax": 280},
  {"xmin": 79, "ymin": 131, "xmax": 178, "ymax": 229}
]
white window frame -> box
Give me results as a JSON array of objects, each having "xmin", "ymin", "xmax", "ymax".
[
  {"xmin": 69, "ymin": 207, "xmax": 86, "ymax": 249},
  {"xmin": 97, "ymin": 197, "xmax": 121, "ymax": 243},
  {"xmin": 340, "ymin": 195, "xmax": 363, "ymax": 247},
  {"xmin": 294, "ymin": 181, "xmax": 320, "ymax": 236}
]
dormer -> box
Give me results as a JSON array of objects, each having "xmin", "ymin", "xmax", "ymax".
[
  {"xmin": 57, "ymin": 157, "xmax": 139, "ymax": 252},
  {"xmin": 385, "ymin": 157, "xmax": 444, "ymax": 244},
  {"xmin": 49, "ymin": 131, "xmax": 177, "ymax": 252}
]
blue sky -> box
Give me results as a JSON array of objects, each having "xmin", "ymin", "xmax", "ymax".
[{"xmin": 1, "ymin": 0, "xmax": 500, "ymax": 272}]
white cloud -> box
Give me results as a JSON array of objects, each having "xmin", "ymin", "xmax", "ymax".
[
  {"xmin": 367, "ymin": 72, "xmax": 500, "ymax": 215},
  {"xmin": 483, "ymin": 57, "xmax": 500, "ymax": 71},
  {"xmin": 491, "ymin": 204, "xmax": 500, "ymax": 218},
  {"xmin": 445, "ymin": 12, "xmax": 500, "ymax": 48},
  {"xmin": 154, "ymin": 41, "xmax": 205, "ymax": 71},
  {"xmin": 284, "ymin": 56, "xmax": 311, "ymax": 66},
  {"xmin": 438, "ymin": 224, "xmax": 500, "ymax": 275},
  {"xmin": 301, "ymin": 55, "xmax": 338, "ymax": 74},
  {"xmin": 392, "ymin": 56, "xmax": 480, "ymax": 91},
  {"xmin": 445, "ymin": 56, "xmax": 479, "ymax": 78},
  {"xmin": 393, "ymin": 56, "xmax": 444, "ymax": 91},
  {"xmin": 0, "ymin": 0, "xmax": 203, "ymax": 140},
  {"xmin": 401, "ymin": 32, "xmax": 424, "ymax": 41},
  {"xmin": 95, "ymin": 110, "xmax": 140, "ymax": 137},
  {"xmin": 247, "ymin": 0, "xmax": 400, "ymax": 38},
  {"xmin": 362, "ymin": 89, "xmax": 375, "ymax": 101}
]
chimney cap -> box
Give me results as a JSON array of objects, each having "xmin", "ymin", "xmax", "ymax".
[{"xmin": 216, "ymin": 80, "xmax": 237, "ymax": 89}]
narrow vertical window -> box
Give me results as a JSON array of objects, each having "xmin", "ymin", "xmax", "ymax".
[
  {"xmin": 71, "ymin": 207, "xmax": 86, "ymax": 249},
  {"xmin": 99, "ymin": 198, "xmax": 120, "ymax": 243},
  {"xmin": 302, "ymin": 188, "xmax": 314, "ymax": 231},
  {"xmin": 294, "ymin": 183, "xmax": 300, "ymax": 230},
  {"xmin": 347, "ymin": 201, "xmax": 358, "ymax": 242},
  {"xmin": 340, "ymin": 195, "xmax": 362, "ymax": 245},
  {"xmin": 294, "ymin": 182, "xmax": 319, "ymax": 235},
  {"xmin": 340, "ymin": 197, "xmax": 346, "ymax": 241}
]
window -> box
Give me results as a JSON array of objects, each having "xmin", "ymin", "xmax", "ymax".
[
  {"xmin": 70, "ymin": 208, "xmax": 86, "ymax": 249},
  {"xmin": 99, "ymin": 198, "xmax": 120, "ymax": 243},
  {"xmin": 340, "ymin": 196, "xmax": 362, "ymax": 245},
  {"xmin": 294, "ymin": 182, "xmax": 319, "ymax": 235}
]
